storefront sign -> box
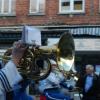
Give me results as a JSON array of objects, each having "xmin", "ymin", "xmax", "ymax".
[
  {"xmin": 48, "ymin": 38, "xmax": 100, "ymax": 51},
  {"xmin": 74, "ymin": 39, "xmax": 100, "ymax": 51}
]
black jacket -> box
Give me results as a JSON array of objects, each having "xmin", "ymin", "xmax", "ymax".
[{"xmin": 76, "ymin": 73, "xmax": 100, "ymax": 98}]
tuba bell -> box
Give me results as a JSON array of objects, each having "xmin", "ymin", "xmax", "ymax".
[
  {"xmin": 0, "ymin": 32, "xmax": 75, "ymax": 80},
  {"xmin": 40, "ymin": 32, "xmax": 75, "ymax": 76}
]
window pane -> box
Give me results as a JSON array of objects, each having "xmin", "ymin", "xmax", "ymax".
[
  {"xmin": 30, "ymin": 0, "xmax": 38, "ymax": 12},
  {"xmin": 4, "ymin": 0, "xmax": 9, "ymax": 13},
  {"xmin": 61, "ymin": 0, "xmax": 70, "ymax": 11},
  {"xmin": 74, "ymin": 0, "xmax": 82, "ymax": 10},
  {"xmin": 39, "ymin": 0, "xmax": 45, "ymax": 13},
  {"xmin": 11, "ymin": 0, "xmax": 16, "ymax": 14},
  {"xmin": 0, "ymin": 0, "xmax": 2, "ymax": 13}
]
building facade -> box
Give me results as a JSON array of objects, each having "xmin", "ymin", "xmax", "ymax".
[{"xmin": 0, "ymin": 0, "xmax": 100, "ymax": 73}]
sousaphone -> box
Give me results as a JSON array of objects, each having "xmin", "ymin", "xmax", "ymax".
[{"xmin": 0, "ymin": 32, "xmax": 75, "ymax": 81}]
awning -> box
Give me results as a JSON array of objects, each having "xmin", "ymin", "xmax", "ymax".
[
  {"xmin": 0, "ymin": 25, "xmax": 100, "ymax": 39},
  {"xmin": 70, "ymin": 27, "xmax": 100, "ymax": 36},
  {"xmin": 42, "ymin": 26, "xmax": 100, "ymax": 36}
]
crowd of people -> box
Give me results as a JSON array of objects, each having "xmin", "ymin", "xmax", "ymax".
[{"xmin": 38, "ymin": 63, "xmax": 100, "ymax": 100}]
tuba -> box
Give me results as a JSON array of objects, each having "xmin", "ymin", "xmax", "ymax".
[
  {"xmin": 0, "ymin": 32, "xmax": 75, "ymax": 81},
  {"xmin": 40, "ymin": 32, "xmax": 75, "ymax": 77}
]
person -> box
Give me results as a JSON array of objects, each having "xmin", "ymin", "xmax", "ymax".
[
  {"xmin": 0, "ymin": 62, "xmax": 1, "ymax": 69},
  {"xmin": 38, "ymin": 59, "xmax": 71, "ymax": 100},
  {"xmin": 0, "ymin": 40, "xmax": 33, "ymax": 100},
  {"xmin": 76, "ymin": 64, "xmax": 100, "ymax": 100}
]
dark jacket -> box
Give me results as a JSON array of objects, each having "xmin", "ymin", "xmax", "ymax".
[{"xmin": 76, "ymin": 73, "xmax": 100, "ymax": 99}]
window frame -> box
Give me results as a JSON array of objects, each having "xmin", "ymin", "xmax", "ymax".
[
  {"xmin": 0, "ymin": 0, "xmax": 15, "ymax": 15},
  {"xmin": 59, "ymin": 0, "xmax": 85, "ymax": 14},
  {"xmin": 29, "ymin": 0, "xmax": 45, "ymax": 14}
]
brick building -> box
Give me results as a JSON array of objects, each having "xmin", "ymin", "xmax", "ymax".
[{"xmin": 0, "ymin": 0, "xmax": 100, "ymax": 73}]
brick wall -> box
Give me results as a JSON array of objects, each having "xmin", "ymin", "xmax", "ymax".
[{"xmin": 0, "ymin": 0, "xmax": 100, "ymax": 26}]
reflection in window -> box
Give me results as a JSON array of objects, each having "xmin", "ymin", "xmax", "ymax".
[
  {"xmin": 39, "ymin": 0, "xmax": 45, "ymax": 13},
  {"xmin": 30, "ymin": 0, "xmax": 45, "ymax": 14},
  {"xmin": 61, "ymin": 0, "xmax": 70, "ymax": 11},
  {"xmin": 4, "ymin": 0, "xmax": 9, "ymax": 13},
  {"xmin": 74, "ymin": 0, "xmax": 82, "ymax": 10},
  {"xmin": 0, "ymin": 0, "xmax": 2, "ymax": 13},
  {"xmin": 30, "ymin": 0, "xmax": 37, "ymax": 13},
  {"xmin": 11, "ymin": 0, "xmax": 16, "ymax": 14},
  {"xmin": 0, "ymin": 0, "xmax": 16, "ymax": 14},
  {"xmin": 59, "ymin": 0, "xmax": 84, "ymax": 13}
]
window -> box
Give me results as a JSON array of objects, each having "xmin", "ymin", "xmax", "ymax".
[
  {"xmin": 99, "ymin": 0, "xmax": 100, "ymax": 12},
  {"xmin": 29, "ymin": 0, "xmax": 45, "ymax": 14},
  {"xmin": 59, "ymin": 0, "xmax": 85, "ymax": 14},
  {"xmin": 0, "ymin": 0, "xmax": 16, "ymax": 15}
]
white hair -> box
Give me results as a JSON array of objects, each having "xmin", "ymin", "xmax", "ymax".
[{"xmin": 86, "ymin": 64, "xmax": 94, "ymax": 71}]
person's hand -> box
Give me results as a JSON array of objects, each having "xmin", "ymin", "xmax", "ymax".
[{"xmin": 12, "ymin": 40, "xmax": 28, "ymax": 67}]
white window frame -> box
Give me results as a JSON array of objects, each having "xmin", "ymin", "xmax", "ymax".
[
  {"xmin": 59, "ymin": 0, "xmax": 85, "ymax": 14},
  {"xmin": 0, "ymin": 0, "xmax": 14, "ymax": 14},
  {"xmin": 29, "ymin": 0, "xmax": 45, "ymax": 14}
]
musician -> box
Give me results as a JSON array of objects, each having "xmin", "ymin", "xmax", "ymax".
[
  {"xmin": 0, "ymin": 40, "xmax": 33, "ymax": 100},
  {"xmin": 38, "ymin": 59, "xmax": 71, "ymax": 100}
]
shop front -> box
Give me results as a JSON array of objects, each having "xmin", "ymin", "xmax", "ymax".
[
  {"xmin": 0, "ymin": 25, "xmax": 100, "ymax": 74},
  {"xmin": 75, "ymin": 38, "xmax": 100, "ymax": 75}
]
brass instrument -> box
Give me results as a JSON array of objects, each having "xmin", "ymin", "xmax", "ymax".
[
  {"xmin": 0, "ymin": 32, "xmax": 75, "ymax": 81},
  {"xmin": 40, "ymin": 32, "xmax": 75, "ymax": 76}
]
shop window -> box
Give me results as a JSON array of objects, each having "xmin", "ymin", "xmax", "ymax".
[
  {"xmin": 0, "ymin": 0, "xmax": 16, "ymax": 15},
  {"xmin": 29, "ymin": 0, "xmax": 45, "ymax": 14},
  {"xmin": 59, "ymin": 0, "xmax": 85, "ymax": 14}
]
